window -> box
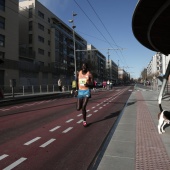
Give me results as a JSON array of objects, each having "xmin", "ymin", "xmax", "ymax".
[
  {"xmin": 0, "ymin": 51, "xmax": 5, "ymax": 59},
  {"xmin": 38, "ymin": 48, "xmax": 44, "ymax": 55},
  {"xmin": 0, "ymin": 16, "xmax": 5, "ymax": 29},
  {"xmin": 0, "ymin": 0, "xmax": 5, "ymax": 11},
  {"xmin": 38, "ymin": 36, "xmax": 44, "ymax": 43},
  {"xmin": 0, "ymin": 34, "xmax": 5, "ymax": 47},
  {"xmin": 29, "ymin": 34, "xmax": 32, "ymax": 44},
  {"xmin": 48, "ymin": 40, "xmax": 50, "ymax": 45},
  {"xmin": 38, "ymin": 10, "xmax": 44, "ymax": 19},
  {"xmin": 48, "ymin": 29, "xmax": 50, "ymax": 34},
  {"xmin": 48, "ymin": 18, "xmax": 50, "ymax": 23},
  {"xmin": 38, "ymin": 23, "xmax": 44, "ymax": 31},
  {"xmin": 29, "ymin": 47, "xmax": 33, "ymax": 55},
  {"xmin": 29, "ymin": 21, "xmax": 32, "ymax": 31},
  {"xmin": 29, "ymin": 8, "xmax": 33, "ymax": 18}
]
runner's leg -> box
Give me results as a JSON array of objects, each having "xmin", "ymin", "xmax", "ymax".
[
  {"xmin": 82, "ymin": 97, "xmax": 89, "ymax": 121},
  {"xmin": 77, "ymin": 98, "xmax": 83, "ymax": 111}
]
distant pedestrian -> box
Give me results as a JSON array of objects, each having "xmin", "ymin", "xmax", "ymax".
[
  {"xmin": 71, "ymin": 79, "xmax": 77, "ymax": 97},
  {"xmin": 58, "ymin": 79, "xmax": 62, "ymax": 92},
  {"xmin": 102, "ymin": 81, "xmax": 106, "ymax": 89},
  {"xmin": 107, "ymin": 80, "xmax": 110, "ymax": 90},
  {"xmin": 93, "ymin": 80, "xmax": 97, "ymax": 92}
]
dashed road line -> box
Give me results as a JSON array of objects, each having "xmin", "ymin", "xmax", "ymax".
[
  {"xmin": 14, "ymin": 106, "xmax": 24, "ymax": 108},
  {"xmin": 0, "ymin": 109, "xmax": 10, "ymax": 111},
  {"xmin": 62, "ymin": 127, "xmax": 73, "ymax": 133},
  {"xmin": 66, "ymin": 119, "xmax": 74, "ymax": 123},
  {"xmin": 94, "ymin": 110, "xmax": 98, "ymax": 113},
  {"xmin": 3, "ymin": 157, "xmax": 27, "ymax": 170},
  {"xmin": 87, "ymin": 114, "xmax": 92, "ymax": 117},
  {"xmin": 77, "ymin": 113, "xmax": 82, "ymax": 117},
  {"xmin": 0, "ymin": 154, "xmax": 8, "ymax": 160},
  {"xmin": 40, "ymin": 138, "xmax": 56, "ymax": 148},
  {"xmin": 24, "ymin": 137, "xmax": 41, "ymax": 145},
  {"xmin": 49, "ymin": 126, "xmax": 61, "ymax": 132},
  {"xmin": 77, "ymin": 120, "xmax": 83, "ymax": 124}
]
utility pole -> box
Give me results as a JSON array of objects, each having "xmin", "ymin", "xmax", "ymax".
[
  {"xmin": 69, "ymin": 12, "xmax": 77, "ymax": 80},
  {"xmin": 107, "ymin": 49, "xmax": 110, "ymax": 80}
]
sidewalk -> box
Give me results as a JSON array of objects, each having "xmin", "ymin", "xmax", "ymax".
[{"xmin": 95, "ymin": 88, "xmax": 170, "ymax": 170}]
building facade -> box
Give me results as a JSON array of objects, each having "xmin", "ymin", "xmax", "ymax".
[
  {"xmin": 19, "ymin": 0, "xmax": 87, "ymax": 86},
  {"xmin": 0, "ymin": 0, "xmax": 19, "ymax": 88},
  {"xmin": 106, "ymin": 59, "xmax": 118, "ymax": 83},
  {"xmin": 0, "ymin": 0, "xmax": 120, "ymax": 89},
  {"xmin": 86, "ymin": 44, "xmax": 106, "ymax": 82},
  {"xmin": 147, "ymin": 52, "xmax": 170, "ymax": 77}
]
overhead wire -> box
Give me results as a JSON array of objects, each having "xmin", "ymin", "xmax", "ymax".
[
  {"xmin": 86, "ymin": 0, "xmax": 128, "ymax": 67},
  {"xmin": 74, "ymin": 0, "xmax": 129, "ymax": 67}
]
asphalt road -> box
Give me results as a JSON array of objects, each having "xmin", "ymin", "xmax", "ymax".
[{"xmin": 0, "ymin": 86, "xmax": 133, "ymax": 170}]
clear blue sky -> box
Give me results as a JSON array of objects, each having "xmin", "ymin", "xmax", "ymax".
[{"xmin": 38, "ymin": 0, "xmax": 156, "ymax": 79}]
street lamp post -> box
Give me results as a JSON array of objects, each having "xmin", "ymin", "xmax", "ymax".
[{"xmin": 69, "ymin": 12, "xmax": 77, "ymax": 80}]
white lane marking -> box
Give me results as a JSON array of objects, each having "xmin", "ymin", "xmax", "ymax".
[
  {"xmin": 77, "ymin": 120, "xmax": 83, "ymax": 124},
  {"xmin": 129, "ymin": 90, "xmax": 132, "ymax": 91},
  {"xmin": 14, "ymin": 106, "xmax": 24, "ymax": 108},
  {"xmin": 87, "ymin": 114, "xmax": 92, "ymax": 117},
  {"xmin": 0, "ymin": 154, "xmax": 8, "ymax": 160},
  {"xmin": 99, "ymin": 107, "xmax": 103, "ymax": 109},
  {"xmin": 0, "ymin": 109, "xmax": 10, "ymax": 111},
  {"xmin": 97, "ymin": 104, "xmax": 100, "ymax": 106},
  {"xmin": 24, "ymin": 137, "xmax": 41, "ymax": 145},
  {"xmin": 92, "ymin": 107, "xmax": 95, "ymax": 109},
  {"xmin": 103, "ymin": 104, "xmax": 106, "ymax": 106},
  {"xmin": 77, "ymin": 114, "xmax": 82, "ymax": 117},
  {"xmin": 25, "ymin": 103, "xmax": 35, "ymax": 106},
  {"xmin": 40, "ymin": 138, "xmax": 56, "ymax": 148},
  {"xmin": 37, "ymin": 101, "xmax": 45, "ymax": 104},
  {"xmin": 49, "ymin": 126, "xmax": 61, "ymax": 132},
  {"xmin": 62, "ymin": 127, "xmax": 73, "ymax": 133},
  {"xmin": 94, "ymin": 110, "xmax": 98, "ymax": 113},
  {"xmin": 3, "ymin": 157, "xmax": 27, "ymax": 170},
  {"xmin": 87, "ymin": 110, "xmax": 90, "ymax": 112},
  {"xmin": 66, "ymin": 119, "xmax": 74, "ymax": 123}
]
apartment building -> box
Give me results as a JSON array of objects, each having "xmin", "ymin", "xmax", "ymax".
[
  {"xmin": 106, "ymin": 59, "xmax": 118, "ymax": 83},
  {"xmin": 19, "ymin": 0, "xmax": 87, "ymax": 86},
  {"xmin": 118, "ymin": 67, "xmax": 129, "ymax": 83},
  {"xmin": 86, "ymin": 44, "xmax": 106, "ymax": 82},
  {"xmin": 147, "ymin": 52, "xmax": 170, "ymax": 77},
  {"xmin": 0, "ymin": 0, "xmax": 19, "ymax": 87}
]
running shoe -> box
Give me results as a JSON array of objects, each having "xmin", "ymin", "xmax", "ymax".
[{"xmin": 83, "ymin": 121, "xmax": 87, "ymax": 127}]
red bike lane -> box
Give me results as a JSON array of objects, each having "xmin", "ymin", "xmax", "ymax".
[{"xmin": 0, "ymin": 86, "xmax": 132, "ymax": 170}]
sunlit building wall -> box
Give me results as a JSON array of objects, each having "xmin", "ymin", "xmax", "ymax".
[
  {"xmin": 86, "ymin": 44, "xmax": 106, "ymax": 82},
  {"xmin": 19, "ymin": 0, "xmax": 87, "ymax": 86}
]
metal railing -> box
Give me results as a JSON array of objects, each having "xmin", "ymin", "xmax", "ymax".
[{"xmin": 0, "ymin": 84, "xmax": 72, "ymax": 98}]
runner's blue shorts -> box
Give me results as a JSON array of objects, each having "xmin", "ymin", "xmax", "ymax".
[{"xmin": 77, "ymin": 89, "xmax": 91, "ymax": 99}]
